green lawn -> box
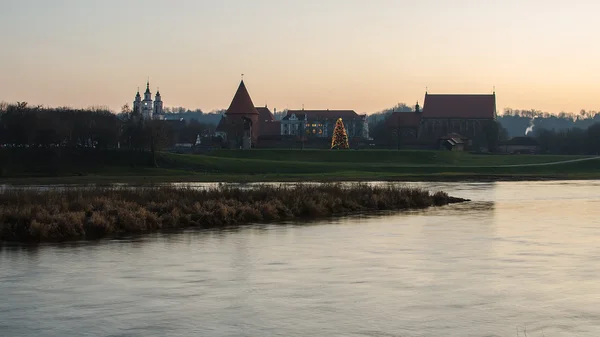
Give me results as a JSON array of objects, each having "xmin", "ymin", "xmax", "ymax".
[
  {"xmin": 149, "ymin": 150, "xmax": 600, "ymax": 182},
  {"xmin": 205, "ymin": 149, "xmax": 590, "ymax": 166},
  {"xmin": 1, "ymin": 149, "xmax": 599, "ymax": 184}
]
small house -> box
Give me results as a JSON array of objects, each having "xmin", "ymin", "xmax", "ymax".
[{"xmin": 438, "ymin": 133, "xmax": 468, "ymax": 151}]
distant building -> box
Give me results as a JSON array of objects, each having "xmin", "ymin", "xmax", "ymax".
[
  {"xmin": 215, "ymin": 80, "xmax": 369, "ymax": 148},
  {"xmin": 257, "ymin": 106, "xmax": 281, "ymax": 137},
  {"xmin": 215, "ymin": 103, "xmax": 282, "ymax": 147},
  {"xmin": 418, "ymin": 92, "xmax": 496, "ymax": 142},
  {"xmin": 438, "ymin": 133, "xmax": 468, "ymax": 151},
  {"xmin": 499, "ymin": 136, "xmax": 540, "ymax": 154},
  {"xmin": 217, "ymin": 80, "xmax": 260, "ymax": 149},
  {"xmin": 383, "ymin": 92, "xmax": 497, "ymax": 149},
  {"xmin": 280, "ymin": 110, "xmax": 368, "ymax": 139},
  {"xmin": 386, "ymin": 102, "xmax": 422, "ymax": 143},
  {"xmin": 133, "ymin": 81, "xmax": 164, "ymax": 120},
  {"xmin": 215, "ymin": 116, "xmax": 228, "ymax": 140}
]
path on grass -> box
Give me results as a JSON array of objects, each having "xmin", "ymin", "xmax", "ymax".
[
  {"xmin": 456, "ymin": 156, "xmax": 600, "ymax": 168},
  {"xmin": 371, "ymin": 156, "xmax": 600, "ymax": 168},
  {"xmin": 354, "ymin": 156, "xmax": 600, "ymax": 168}
]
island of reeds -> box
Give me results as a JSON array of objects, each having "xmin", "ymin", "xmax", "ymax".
[{"xmin": 0, "ymin": 183, "xmax": 468, "ymax": 243}]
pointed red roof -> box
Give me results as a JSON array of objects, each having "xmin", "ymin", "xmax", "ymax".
[{"xmin": 226, "ymin": 80, "xmax": 259, "ymax": 115}]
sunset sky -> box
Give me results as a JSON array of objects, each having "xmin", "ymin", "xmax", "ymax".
[{"xmin": 1, "ymin": 0, "xmax": 599, "ymax": 114}]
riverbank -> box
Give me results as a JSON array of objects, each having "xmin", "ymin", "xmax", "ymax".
[
  {"xmin": 0, "ymin": 184, "xmax": 468, "ymax": 243},
  {"xmin": 1, "ymin": 172, "xmax": 595, "ymax": 186}
]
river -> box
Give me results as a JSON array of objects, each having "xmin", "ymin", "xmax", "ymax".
[{"xmin": 1, "ymin": 181, "xmax": 600, "ymax": 337}]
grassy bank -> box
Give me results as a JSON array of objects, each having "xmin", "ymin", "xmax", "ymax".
[
  {"xmin": 1, "ymin": 148, "xmax": 599, "ymax": 184},
  {"xmin": 205, "ymin": 149, "xmax": 590, "ymax": 166},
  {"xmin": 0, "ymin": 184, "xmax": 467, "ymax": 243}
]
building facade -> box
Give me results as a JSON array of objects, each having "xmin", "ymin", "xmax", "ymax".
[
  {"xmin": 133, "ymin": 81, "xmax": 164, "ymax": 120},
  {"xmin": 386, "ymin": 103, "xmax": 422, "ymax": 144},
  {"xmin": 280, "ymin": 110, "xmax": 368, "ymax": 139},
  {"xmin": 418, "ymin": 92, "xmax": 496, "ymax": 142}
]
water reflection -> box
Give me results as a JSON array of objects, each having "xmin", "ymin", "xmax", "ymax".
[{"xmin": 2, "ymin": 181, "xmax": 600, "ymax": 336}]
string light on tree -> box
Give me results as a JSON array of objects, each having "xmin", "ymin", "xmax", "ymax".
[{"xmin": 331, "ymin": 118, "xmax": 349, "ymax": 149}]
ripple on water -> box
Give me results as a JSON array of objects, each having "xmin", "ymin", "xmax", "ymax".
[{"xmin": 2, "ymin": 181, "xmax": 600, "ymax": 336}]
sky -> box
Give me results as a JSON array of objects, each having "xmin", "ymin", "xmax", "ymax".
[{"xmin": 1, "ymin": 0, "xmax": 599, "ymax": 115}]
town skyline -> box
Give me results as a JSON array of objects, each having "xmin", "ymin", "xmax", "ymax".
[{"xmin": 1, "ymin": 0, "xmax": 599, "ymax": 115}]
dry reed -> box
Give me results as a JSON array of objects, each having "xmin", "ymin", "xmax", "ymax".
[{"xmin": 0, "ymin": 183, "xmax": 467, "ymax": 242}]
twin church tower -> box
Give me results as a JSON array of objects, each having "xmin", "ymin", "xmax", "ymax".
[{"xmin": 133, "ymin": 81, "xmax": 164, "ymax": 120}]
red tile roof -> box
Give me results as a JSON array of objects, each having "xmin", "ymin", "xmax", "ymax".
[
  {"xmin": 226, "ymin": 80, "xmax": 259, "ymax": 115},
  {"xmin": 387, "ymin": 111, "xmax": 421, "ymax": 128},
  {"xmin": 283, "ymin": 110, "xmax": 361, "ymax": 121},
  {"xmin": 256, "ymin": 107, "xmax": 275, "ymax": 121},
  {"xmin": 422, "ymin": 94, "xmax": 496, "ymax": 119}
]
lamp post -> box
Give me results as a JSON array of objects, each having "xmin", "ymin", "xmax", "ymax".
[{"xmin": 396, "ymin": 113, "xmax": 401, "ymax": 151}]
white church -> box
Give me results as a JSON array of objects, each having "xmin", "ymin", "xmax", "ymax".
[{"xmin": 133, "ymin": 81, "xmax": 164, "ymax": 120}]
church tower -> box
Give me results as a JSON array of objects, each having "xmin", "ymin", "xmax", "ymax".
[
  {"xmin": 141, "ymin": 81, "xmax": 153, "ymax": 120},
  {"xmin": 154, "ymin": 89, "xmax": 164, "ymax": 120},
  {"xmin": 133, "ymin": 88, "xmax": 142, "ymax": 116}
]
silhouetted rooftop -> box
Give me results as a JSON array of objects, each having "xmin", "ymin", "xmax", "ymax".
[
  {"xmin": 422, "ymin": 94, "xmax": 496, "ymax": 119},
  {"xmin": 283, "ymin": 110, "xmax": 361, "ymax": 121}
]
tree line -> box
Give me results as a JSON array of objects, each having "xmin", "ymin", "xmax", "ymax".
[
  {"xmin": 0, "ymin": 102, "xmax": 215, "ymax": 155},
  {"xmin": 498, "ymin": 108, "xmax": 600, "ymax": 138},
  {"xmin": 3, "ymin": 101, "xmax": 599, "ymax": 155},
  {"xmin": 533, "ymin": 124, "xmax": 600, "ymax": 155}
]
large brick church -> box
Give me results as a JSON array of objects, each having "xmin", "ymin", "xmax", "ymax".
[{"xmin": 387, "ymin": 92, "xmax": 497, "ymax": 149}]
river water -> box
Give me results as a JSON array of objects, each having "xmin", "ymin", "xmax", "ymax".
[{"xmin": 1, "ymin": 181, "xmax": 600, "ymax": 337}]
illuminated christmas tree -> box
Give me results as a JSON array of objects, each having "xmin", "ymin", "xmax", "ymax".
[{"xmin": 331, "ymin": 118, "xmax": 349, "ymax": 149}]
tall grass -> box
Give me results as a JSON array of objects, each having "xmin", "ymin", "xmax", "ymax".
[{"xmin": 0, "ymin": 183, "xmax": 467, "ymax": 242}]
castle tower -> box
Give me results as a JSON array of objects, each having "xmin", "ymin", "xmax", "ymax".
[
  {"xmin": 153, "ymin": 89, "xmax": 164, "ymax": 120},
  {"xmin": 141, "ymin": 81, "xmax": 153, "ymax": 120},
  {"xmin": 225, "ymin": 80, "xmax": 260, "ymax": 148}
]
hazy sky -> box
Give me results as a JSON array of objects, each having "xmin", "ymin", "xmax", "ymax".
[{"xmin": 1, "ymin": 0, "xmax": 599, "ymax": 114}]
